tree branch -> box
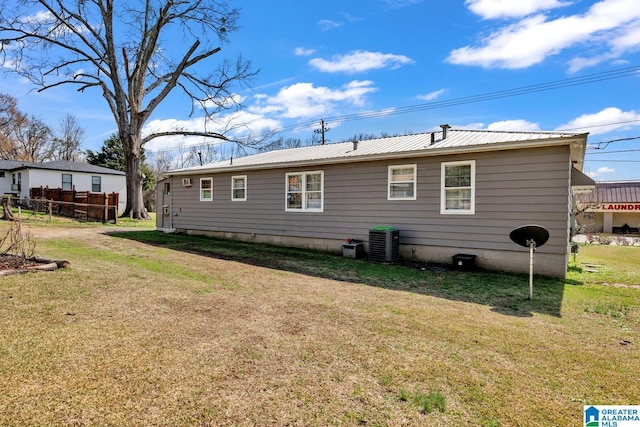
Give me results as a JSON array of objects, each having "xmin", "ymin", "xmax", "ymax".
[{"xmin": 141, "ymin": 129, "xmax": 228, "ymax": 145}]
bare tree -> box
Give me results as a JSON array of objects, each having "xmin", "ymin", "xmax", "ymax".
[
  {"xmin": 0, "ymin": 0, "xmax": 256, "ymax": 219},
  {"xmin": 0, "ymin": 94, "xmax": 29, "ymax": 159},
  {"xmin": 13, "ymin": 115, "xmax": 54, "ymax": 162},
  {"xmin": 53, "ymin": 114, "xmax": 85, "ymax": 161}
]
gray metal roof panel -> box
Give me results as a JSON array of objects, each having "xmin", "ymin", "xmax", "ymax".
[
  {"xmin": 582, "ymin": 182, "xmax": 640, "ymax": 203},
  {"xmin": 171, "ymin": 129, "xmax": 585, "ymax": 174}
]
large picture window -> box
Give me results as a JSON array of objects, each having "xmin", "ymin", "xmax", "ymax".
[
  {"xmin": 62, "ymin": 173, "xmax": 73, "ymax": 191},
  {"xmin": 200, "ymin": 177, "xmax": 213, "ymax": 201},
  {"xmin": 286, "ymin": 171, "xmax": 323, "ymax": 212},
  {"xmin": 441, "ymin": 160, "xmax": 475, "ymax": 214},
  {"xmin": 231, "ymin": 175, "xmax": 247, "ymax": 201},
  {"xmin": 388, "ymin": 165, "xmax": 417, "ymax": 200}
]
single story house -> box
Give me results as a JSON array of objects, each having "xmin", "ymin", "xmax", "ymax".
[
  {"xmin": 157, "ymin": 125, "xmax": 593, "ymax": 278},
  {"xmin": 0, "ymin": 160, "xmax": 127, "ymax": 213},
  {"xmin": 577, "ymin": 181, "xmax": 640, "ymax": 234}
]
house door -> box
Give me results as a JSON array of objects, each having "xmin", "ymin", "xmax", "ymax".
[{"xmin": 161, "ymin": 182, "xmax": 171, "ymax": 229}]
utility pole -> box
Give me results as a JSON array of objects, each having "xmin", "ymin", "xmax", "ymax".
[{"xmin": 314, "ymin": 119, "xmax": 330, "ymax": 145}]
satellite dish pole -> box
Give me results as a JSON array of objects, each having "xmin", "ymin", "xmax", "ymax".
[
  {"xmin": 526, "ymin": 238, "xmax": 536, "ymax": 300},
  {"xmin": 509, "ymin": 225, "xmax": 549, "ymax": 299}
]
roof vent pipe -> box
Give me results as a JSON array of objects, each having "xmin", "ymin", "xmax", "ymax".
[
  {"xmin": 353, "ymin": 140, "xmax": 358, "ymax": 150},
  {"xmin": 430, "ymin": 132, "xmax": 435, "ymax": 145},
  {"xmin": 440, "ymin": 124, "xmax": 451, "ymax": 140}
]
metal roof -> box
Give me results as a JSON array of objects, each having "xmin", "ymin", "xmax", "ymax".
[
  {"xmin": 580, "ymin": 182, "xmax": 640, "ymax": 203},
  {"xmin": 0, "ymin": 160, "xmax": 125, "ymax": 175},
  {"xmin": 170, "ymin": 128, "xmax": 588, "ymax": 175}
]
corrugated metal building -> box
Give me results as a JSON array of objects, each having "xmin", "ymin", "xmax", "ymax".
[{"xmin": 577, "ymin": 181, "xmax": 640, "ymax": 234}]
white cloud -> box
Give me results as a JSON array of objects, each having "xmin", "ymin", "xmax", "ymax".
[
  {"xmin": 309, "ymin": 50, "xmax": 414, "ymax": 74},
  {"xmin": 198, "ymin": 93, "xmax": 247, "ymax": 110},
  {"xmin": 556, "ymin": 107, "xmax": 640, "ymax": 135},
  {"xmin": 448, "ymin": 0, "xmax": 640, "ymax": 70},
  {"xmin": 143, "ymin": 111, "xmax": 281, "ymax": 152},
  {"xmin": 587, "ymin": 166, "xmax": 615, "ymax": 179},
  {"xmin": 569, "ymin": 19, "xmax": 640, "ymax": 72},
  {"xmin": 294, "ymin": 47, "xmax": 316, "ymax": 56},
  {"xmin": 465, "ymin": 0, "xmax": 570, "ymax": 19},
  {"xmin": 317, "ymin": 19, "xmax": 342, "ymax": 31},
  {"xmin": 417, "ymin": 89, "xmax": 445, "ymax": 101},
  {"xmin": 249, "ymin": 80, "xmax": 378, "ymax": 119},
  {"xmin": 381, "ymin": 0, "xmax": 423, "ymax": 9},
  {"xmin": 486, "ymin": 119, "xmax": 541, "ymax": 131}
]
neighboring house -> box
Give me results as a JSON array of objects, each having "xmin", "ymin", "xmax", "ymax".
[
  {"xmin": 577, "ymin": 181, "xmax": 640, "ymax": 234},
  {"xmin": 0, "ymin": 160, "xmax": 127, "ymax": 213},
  {"xmin": 157, "ymin": 126, "xmax": 593, "ymax": 278}
]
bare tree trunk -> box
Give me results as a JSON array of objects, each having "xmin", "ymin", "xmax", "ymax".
[
  {"xmin": 1, "ymin": 196, "xmax": 15, "ymax": 221},
  {"xmin": 121, "ymin": 133, "xmax": 150, "ymax": 220}
]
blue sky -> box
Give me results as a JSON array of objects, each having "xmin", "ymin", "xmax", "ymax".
[{"xmin": 2, "ymin": 0, "xmax": 640, "ymax": 181}]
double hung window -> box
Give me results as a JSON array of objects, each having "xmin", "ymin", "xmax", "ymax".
[
  {"xmin": 286, "ymin": 171, "xmax": 323, "ymax": 212},
  {"xmin": 200, "ymin": 177, "xmax": 213, "ymax": 201},
  {"xmin": 441, "ymin": 160, "xmax": 475, "ymax": 214},
  {"xmin": 231, "ymin": 176, "xmax": 247, "ymax": 201},
  {"xmin": 388, "ymin": 165, "xmax": 417, "ymax": 200},
  {"xmin": 62, "ymin": 173, "xmax": 73, "ymax": 191}
]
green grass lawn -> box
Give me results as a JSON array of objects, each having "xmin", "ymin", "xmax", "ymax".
[{"xmin": 0, "ymin": 222, "xmax": 638, "ymax": 426}]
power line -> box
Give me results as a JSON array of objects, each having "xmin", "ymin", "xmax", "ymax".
[
  {"xmin": 585, "ymin": 160, "xmax": 640, "ymax": 162},
  {"xmin": 587, "ymin": 148, "xmax": 640, "ymax": 155},
  {"xmin": 587, "ymin": 135, "xmax": 640, "ymax": 150},
  {"xmin": 146, "ymin": 64, "xmax": 640, "ymax": 155}
]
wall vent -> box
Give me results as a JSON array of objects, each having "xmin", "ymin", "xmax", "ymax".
[
  {"xmin": 368, "ymin": 229, "xmax": 399, "ymax": 262},
  {"xmin": 182, "ymin": 177, "xmax": 192, "ymax": 187}
]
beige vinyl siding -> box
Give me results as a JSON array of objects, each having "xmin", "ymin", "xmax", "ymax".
[{"xmin": 167, "ymin": 145, "xmax": 571, "ymax": 260}]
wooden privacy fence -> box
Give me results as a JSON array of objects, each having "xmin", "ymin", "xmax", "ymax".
[{"xmin": 29, "ymin": 187, "xmax": 119, "ymax": 223}]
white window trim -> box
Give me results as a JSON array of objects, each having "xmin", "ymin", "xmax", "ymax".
[
  {"xmin": 440, "ymin": 160, "xmax": 475, "ymax": 215},
  {"xmin": 92, "ymin": 176, "xmax": 101, "ymax": 193},
  {"xmin": 200, "ymin": 177, "xmax": 213, "ymax": 202},
  {"xmin": 388, "ymin": 164, "xmax": 417, "ymax": 201},
  {"xmin": 62, "ymin": 173, "xmax": 73, "ymax": 191},
  {"xmin": 285, "ymin": 171, "xmax": 324, "ymax": 212},
  {"xmin": 231, "ymin": 175, "xmax": 247, "ymax": 201}
]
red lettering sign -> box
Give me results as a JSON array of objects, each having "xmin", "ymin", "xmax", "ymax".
[{"xmin": 600, "ymin": 203, "xmax": 640, "ymax": 211}]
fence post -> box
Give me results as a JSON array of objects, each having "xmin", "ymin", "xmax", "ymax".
[
  {"xmin": 113, "ymin": 192, "xmax": 118, "ymax": 224},
  {"xmin": 48, "ymin": 201, "xmax": 52, "ymax": 222}
]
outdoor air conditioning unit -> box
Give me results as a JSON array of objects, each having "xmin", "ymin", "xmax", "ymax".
[
  {"xmin": 368, "ymin": 227, "xmax": 400, "ymax": 262},
  {"xmin": 182, "ymin": 177, "xmax": 192, "ymax": 187}
]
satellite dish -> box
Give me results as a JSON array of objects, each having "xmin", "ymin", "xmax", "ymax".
[
  {"xmin": 509, "ymin": 225, "xmax": 549, "ymax": 300},
  {"xmin": 509, "ymin": 225, "xmax": 549, "ymax": 248}
]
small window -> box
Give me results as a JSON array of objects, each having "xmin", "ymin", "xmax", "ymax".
[
  {"xmin": 62, "ymin": 173, "xmax": 73, "ymax": 191},
  {"xmin": 232, "ymin": 175, "xmax": 247, "ymax": 201},
  {"xmin": 200, "ymin": 177, "xmax": 213, "ymax": 201},
  {"xmin": 286, "ymin": 171, "xmax": 323, "ymax": 212},
  {"xmin": 0, "ymin": 172, "xmax": 5, "ymax": 178},
  {"xmin": 441, "ymin": 160, "xmax": 475, "ymax": 214},
  {"xmin": 92, "ymin": 176, "xmax": 101, "ymax": 192},
  {"xmin": 164, "ymin": 182, "xmax": 171, "ymax": 194},
  {"xmin": 388, "ymin": 165, "xmax": 416, "ymax": 200}
]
